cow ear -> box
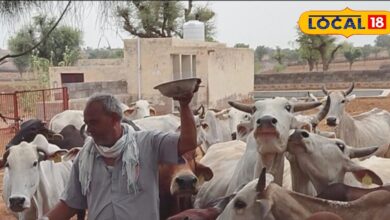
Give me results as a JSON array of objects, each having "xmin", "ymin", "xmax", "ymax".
[
  {"xmin": 255, "ymin": 199, "xmax": 274, "ymax": 220},
  {"xmin": 62, "ymin": 147, "xmax": 82, "ymax": 161},
  {"xmin": 46, "ymin": 149, "xmax": 68, "ymax": 163},
  {"xmin": 346, "ymin": 94, "xmax": 356, "ymax": 102},
  {"xmin": 347, "ymin": 163, "xmax": 383, "ymax": 186},
  {"xmin": 237, "ymin": 122, "xmax": 252, "ymax": 137},
  {"xmin": 195, "ymin": 162, "xmax": 213, "ymax": 181},
  {"xmin": 149, "ymin": 107, "xmax": 156, "ymax": 116},
  {"xmin": 124, "ymin": 108, "xmax": 135, "ymax": 117}
]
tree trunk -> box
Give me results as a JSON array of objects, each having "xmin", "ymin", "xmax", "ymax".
[{"xmin": 349, "ymin": 62, "xmax": 352, "ymax": 71}]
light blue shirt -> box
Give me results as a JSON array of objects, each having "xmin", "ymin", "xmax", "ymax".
[{"xmin": 60, "ymin": 130, "xmax": 181, "ymax": 220}]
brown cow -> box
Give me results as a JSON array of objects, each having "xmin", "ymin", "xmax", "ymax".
[
  {"xmin": 317, "ymin": 182, "xmax": 390, "ymax": 201},
  {"xmin": 167, "ymin": 194, "xmax": 233, "ymax": 220},
  {"xmin": 159, "ymin": 147, "xmax": 213, "ymax": 219},
  {"xmin": 306, "ymin": 212, "xmax": 343, "ymax": 220}
]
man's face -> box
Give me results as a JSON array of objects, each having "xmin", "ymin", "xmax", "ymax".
[{"xmin": 84, "ymin": 101, "xmax": 117, "ymax": 146}]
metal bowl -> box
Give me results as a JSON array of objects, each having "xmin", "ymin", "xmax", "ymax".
[{"xmin": 154, "ymin": 78, "xmax": 201, "ymax": 98}]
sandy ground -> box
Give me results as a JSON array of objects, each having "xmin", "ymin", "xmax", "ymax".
[{"xmin": 0, "ymin": 96, "xmax": 390, "ymax": 219}]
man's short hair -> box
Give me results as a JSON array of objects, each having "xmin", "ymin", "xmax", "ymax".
[{"xmin": 86, "ymin": 93, "xmax": 123, "ymax": 119}]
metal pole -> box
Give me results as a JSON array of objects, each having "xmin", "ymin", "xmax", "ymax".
[
  {"xmin": 63, "ymin": 87, "xmax": 69, "ymax": 110},
  {"xmin": 13, "ymin": 92, "xmax": 19, "ymax": 132},
  {"xmin": 42, "ymin": 90, "xmax": 46, "ymax": 122}
]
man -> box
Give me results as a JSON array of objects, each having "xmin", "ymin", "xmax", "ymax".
[{"xmin": 42, "ymin": 91, "xmax": 198, "ymax": 220}]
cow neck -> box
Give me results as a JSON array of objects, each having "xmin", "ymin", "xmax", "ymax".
[
  {"xmin": 336, "ymin": 110, "xmax": 355, "ymax": 142},
  {"xmin": 288, "ymin": 155, "xmax": 316, "ymax": 196},
  {"xmin": 259, "ymin": 153, "xmax": 284, "ymax": 186}
]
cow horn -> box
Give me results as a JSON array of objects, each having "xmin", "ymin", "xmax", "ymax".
[
  {"xmin": 322, "ymin": 84, "xmax": 329, "ymax": 95},
  {"xmin": 214, "ymin": 109, "xmax": 230, "ymax": 117},
  {"xmin": 293, "ymin": 101, "xmax": 322, "ymax": 112},
  {"xmin": 208, "ymin": 108, "xmax": 222, "ymax": 113},
  {"xmin": 256, "ymin": 167, "xmax": 267, "ymax": 193},
  {"xmin": 344, "ymin": 82, "xmax": 355, "ymax": 96},
  {"xmin": 228, "ymin": 101, "xmax": 254, "ymax": 114},
  {"xmin": 193, "ymin": 104, "xmax": 205, "ymax": 117},
  {"xmin": 0, "ymin": 150, "xmax": 10, "ymax": 168},
  {"xmin": 314, "ymin": 95, "xmax": 330, "ymax": 123},
  {"xmin": 349, "ymin": 146, "xmax": 378, "ymax": 159}
]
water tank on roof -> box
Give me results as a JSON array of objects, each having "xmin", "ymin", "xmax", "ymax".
[{"xmin": 183, "ymin": 20, "xmax": 205, "ymax": 41}]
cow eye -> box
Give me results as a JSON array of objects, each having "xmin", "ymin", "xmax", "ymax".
[
  {"xmin": 285, "ymin": 104, "xmax": 292, "ymax": 112},
  {"xmin": 33, "ymin": 161, "xmax": 38, "ymax": 167},
  {"xmin": 201, "ymin": 123, "xmax": 209, "ymax": 129},
  {"xmin": 341, "ymin": 99, "xmax": 346, "ymax": 104},
  {"xmin": 234, "ymin": 199, "xmax": 247, "ymax": 209},
  {"xmin": 336, "ymin": 142, "xmax": 345, "ymax": 152}
]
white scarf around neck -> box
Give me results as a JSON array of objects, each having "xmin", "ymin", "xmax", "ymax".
[{"xmin": 78, "ymin": 123, "xmax": 139, "ymax": 196}]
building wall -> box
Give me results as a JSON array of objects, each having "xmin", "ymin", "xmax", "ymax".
[
  {"xmin": 48, "ymin": 59, "xmax": 126, "ymax": 88},
  {"xmin": 49, "ymin": 38, "xmax": 255, "ymax": 113},
  {"xmin": 208, "ymin": 48, "xmax": 254, "ymax": 109}
]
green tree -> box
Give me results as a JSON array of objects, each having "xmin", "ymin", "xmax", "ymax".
[
  {"xmin": 234, "ymin": 43, "xmax": 249, "ymax": 48},
  {"xmin": 0, "ymin": 1, "xmax": 72, "ymax": 64},
  {"xmin": 7, "ymin": 14, "xmax": 82, "ymax": 71},
  {"xmin": 254, "ymin": 45, "xmax": 271, "ymax": 62},
  {"xmin": 116, "ymin": 1, "xmax": 216, "ymax": 41},
  {"xmin": 296, "ymin": 30, "xmax": 320, "ymax": 71},
  {"xmin": 375, "ymin": 35, "xmax": 390, "ymax": 53},
  {"xmin": 343, "ymin": 44, "xmax": 362, "ymax": 70},
  {"xmin": 84, "ymin": 47, "xmax": 124, "ymax": 59},
  {"xmin": 371, "ymin": 46, "xmax": 381, "ymax": 59},
  {"xmin": 273, "ymin": 46, "xmax": 284, "ymax": 65},
  {"xmin": 360, "ymin": 44, "xmax": 372, "ymax": 62}
]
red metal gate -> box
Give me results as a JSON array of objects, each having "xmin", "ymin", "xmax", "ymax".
[{"xmin": 0, "ymin": 87, "xmax": 69, "ymax": 155}]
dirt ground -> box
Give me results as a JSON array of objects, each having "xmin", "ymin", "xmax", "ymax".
[{"xmin": 0, "ymin": 96, "xmax": 390, "ymax": 219}]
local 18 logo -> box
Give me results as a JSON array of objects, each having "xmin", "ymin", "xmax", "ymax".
[{"xmin": 298, "ymin": 8, "xmax": 390, "ymax": 37}]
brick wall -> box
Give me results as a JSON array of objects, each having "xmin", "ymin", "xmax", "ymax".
[
  {"xmin": 64, "ymin": 80, "xmax": 128, "ymax": 99},
  {"xmin": 255, "ymin": 69, "xmax": 390, "ymax": 90}
]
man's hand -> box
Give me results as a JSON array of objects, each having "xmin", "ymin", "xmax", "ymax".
[{"xmin": 173, "ymin": 84, "xmax": 199, "ymax": 106}]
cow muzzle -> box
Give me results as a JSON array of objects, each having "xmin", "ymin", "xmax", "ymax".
[
  {"xmin": 326, "ymin": 117, "xmax": 338, "ymax": 126},
  {"xmin": 173, "ymin": 175, "xmax": 198, "ymax": 194},
  {"xmin": 231, "ymin": 132, "xmax": 237, "ymax": 140},
  {"xmin": 9, "ymin": 196, "xmax": 27, "ymax": 212}
]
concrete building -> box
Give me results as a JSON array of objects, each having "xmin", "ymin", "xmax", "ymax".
[{"xmin": 49, "ymin": 38, "xmax": 254, "ymax": 113}]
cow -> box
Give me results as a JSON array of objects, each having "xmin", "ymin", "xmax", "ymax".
[
  {"xmin": 306, "ymin": 212, "xmax": 343, "ymax": 220},
  {"xmin": 49, "ymin": 100, "xmax": 155, "ymax": 133},
  {"xmin": 167, "ymin": 194, "xmax": 234, "ymax": 220},
  {"xmin": 287, "ymin": 129, "xmax": 385, "ymax": 195},
  {"xmin": 195, "ymin": 107, "xmax": 251, "ymax": 151},
  {"xmin": 7, "ymin": 120, "xmax": 85, "ymax": 150},
  {"xmin": 1, "ymin": 134, "xmax": 83, "ymax": 220},
  {"xmin": 49, "ymin": 110, "xmax": 84, "ymax": 133},
  {"xmin": 226, "ymin": 97, "xmax": 321, "ymax": 190},
  {"xmin": 317, "ymin": 182, "xmax": 390, "ymax": 202},
  {"xmin": 194, "ymin": 140, "xmax": 246, "ymax": 208},
  {"xmin": 123, "ymin": 100, "xmax": 156, "ymax": 120},
  {"xmin": 322, "ymin": 83, "xmax": 390, "ymax": 157},
  {"xmin": 134, "ymin": 114, "xmax": 181, "ymax": 133},
  {"xmin": 6, "ymin": 119, "xmax": 62, "ymax": 149},
  {"xmin": 159, "ymin": 148, "xmax": 213, "ymax": 219},
  {"xmin": 217, "ymin": 168, "xmax": 390, "ymax": 220}
]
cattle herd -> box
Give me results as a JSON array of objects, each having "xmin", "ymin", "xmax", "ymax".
[{"xmin": 2, "ymin": 83, "xmax": 390, "ymax": 220}]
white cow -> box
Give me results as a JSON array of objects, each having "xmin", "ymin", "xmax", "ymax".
[
  {"xmin": 226, "ymin": 98, "xmax": 320, "ymax": 190},
  {"xmin": 287, "ymin": 129, "xmax": 385, "ymax": 195},
  {"xmin": 218, "ymin": 169, "xmax": 390, "ymax": 220},
  {"xmin": 123, "ymin": 100, "xmax": 156, "ymax": 120},
  {"xmin": 1, "ymin": 134, "xmax": 73, "ymax": 220},
  {"xmin": 194, "ymin": 98, "xmax": 320, "ymax": 207},
  {"xmin": 49, "ymin": 110, "xmax": 84, "ymax": 133},
  {"xmin": 133, "ymin": 114, "xmax": 180, "ymax": 133},
  {"xmin": 197, "ymin": 108, "xmax": 251, "ymax": 151},
  {"xmin": 49, "ymin": 99, "xmax": 155, "ymax": 133},
  {"xmin": 322, "ymin": 83, "xmax": 390, "ymax": 157}
]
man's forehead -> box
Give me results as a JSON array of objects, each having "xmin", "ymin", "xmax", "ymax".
[{"xmin": 84, "ymin": 102, "xmax": 105, "ymax": 116}]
